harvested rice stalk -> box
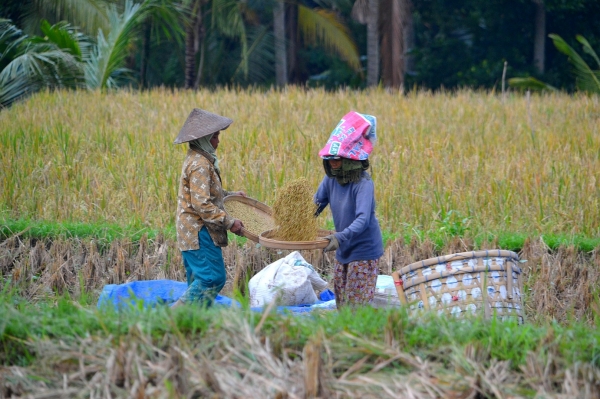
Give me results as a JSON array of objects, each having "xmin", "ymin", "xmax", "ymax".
[
  {"xmin": 224, "ymin": 200, "xmax": 274, "ymax": 237},
  {"xmin": 272, "ymin": 178, "xmax": 318, "ymax": 241}
]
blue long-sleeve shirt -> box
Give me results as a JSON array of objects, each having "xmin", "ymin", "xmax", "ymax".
[{"xmin": 314, "ymin": 173, "xmax": 384, "ymax": 264}]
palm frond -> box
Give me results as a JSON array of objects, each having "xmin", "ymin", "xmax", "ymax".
[
  {"xmin": 549, "ymin": 33, "xmax": 600, "ymax": 94},
  {"xmin": 4, "ymin": 43, "xmax": 84, "ymax": 85},
  {"xmin": 34, "ymin": 20, "xmax": 83, "ymax": 59},
  {"xmin": 144, "ymin": 0, "xmax": 185, "ymax": 43},
  {"xmin": 0, "ymin": 45, "xmax": 84, "ymax": 108},
  {"xmin": 0, "ymin": 20, "xmax": 84, "ymax": 108},
  {"xmin": 508, "ymin": 77, "xmax": 557, "ymax": 92},
  {"xmin": 212, "ymin": 0, "xmax": 249, "ymax": 76},
  {"xmin": 0, "ymin": 20, "xmax": 40, "ymax": 108},
  {"xmin": 0, "ymin": 72, "xmax": 36, "ymax": 109},
  {"xmin": 0, "ymin": 20, "xmax": 27, "ymax": 72},
  {"xmin": 85, "ymin": 0, "xmax": 184, "ymax": 90},
  {"xmin": 298, "ymin": 6, "xmax": 361, "ymax": 72},
  {"xmin": 85, "ymin": 0, "xmax": 141, "ymax": 89},
  {"xmin": 576, "ymin": 35, "xmax": 600, "ymax": 69},
  {"xmin": 211, "ymin": 0, "xmax": 245, "ymax": 38},
  {"xmin": 25, "ymin": 0, "xmax": 110, "ymax": 37},
  {"xmin": 232, "ymin": 25, "xmax": 274, "ymax": 83}
]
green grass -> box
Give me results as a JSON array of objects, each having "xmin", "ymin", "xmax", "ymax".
[
  {"xmin": 1, "ymin": 290, "xmax": 599, "ymax": 369},
  {"xmin": 2, "ymin": 218, "xmax": 599, "ymax": 252},
  {"xmin": 0, "ymin": 217, "xmax": 171, "ymax": 242}
]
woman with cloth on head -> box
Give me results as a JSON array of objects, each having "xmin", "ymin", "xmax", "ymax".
[
  {"xmin": 170, "ymin": 108, "xmax": 245, "ymax": 309},
  {"xmin": 314, "ymin": 111, "xmax": 384, "ymax": 309}
]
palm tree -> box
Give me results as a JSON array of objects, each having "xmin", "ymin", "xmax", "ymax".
[
  {"xmin": 273, "ymin": 0, "xmax": 287, "ymax": 86},
  {"xmin": 508, "ymin": 34, "xmax": 600, "ymax": 94},
  {"xmin": 181, "ymin": 0, "xmax": 274, "ymax": 88},
  {"xmin": 13, "ymin": 0, "xmax": 183, "ymax": 89},
  {"xmin": 181, "ymin": 0, "xmax": 202, "ymax": 89},
  {"xmin": 366, "ymin": 0, "xmax": 379, "ymax": 87},
  {"xmin": 0, "ymin": 19, "xmax": 84, "ymax": 108},
  {"xmin": 84, "ymin": 0, "xmax": 181, "ymax": 89},
  {"xmin": 278, "ymin": 1, "xmax": 361, "ymax": 84},
  {"xmin": 550, "ymin": 34, "xmax": 600, "ymax": 93},
  {"xmin": 352, "ymin": 0, "xmax": 411, "ymax": 89},
  {"xmin": 19, "ymin": 0, "xmax": 110, "ymax": 37},
  {"xmin": 380, "ymin": 0, "xmax": 411, "ymax": 89},
  {"xmin": 210, "ymin": 0, "xmax": 255, "ymax": 81},
  {"xmin": 352, "ymin": 0, "xmax": 378, "ymax": 86},
  {"xmin": 1, "ymin": 0, "xmax": 182, "ymax": 107}
]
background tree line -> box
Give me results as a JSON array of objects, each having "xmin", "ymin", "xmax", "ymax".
[{"xmin": 1, "ymin": 0, "xmax": 599, "ymax": 107}]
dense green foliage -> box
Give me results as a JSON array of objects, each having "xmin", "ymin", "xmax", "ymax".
[
  {"xmin": 409, "ymin": 0, "xmax": 600, "ymax": 90},
  {"xmin": 1, "ymin": 0, "xmax": 599, "ymax": 95}
]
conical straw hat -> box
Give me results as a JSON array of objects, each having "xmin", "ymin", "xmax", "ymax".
[{"xmin": 173, "ymin": 108, "xmax": 233, "ymax": 144}]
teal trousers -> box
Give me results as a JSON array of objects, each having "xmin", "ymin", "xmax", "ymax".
[{"xmin": 180, "ymin": 226, "xmax": 226, "ymax": 306}]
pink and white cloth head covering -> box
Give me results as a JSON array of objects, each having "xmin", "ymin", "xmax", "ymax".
[{"xmin": 318, "ymin": 111, "xmax": 377, "ymax": 160}]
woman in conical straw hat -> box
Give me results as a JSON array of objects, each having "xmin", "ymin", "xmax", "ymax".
[
  {"xmin": 314, "ymin": 111, "xmax": 384, "ymax": 309},
  {"xmin": 171, "ymin": 108, "xmax": 245, "ymax": 309}
]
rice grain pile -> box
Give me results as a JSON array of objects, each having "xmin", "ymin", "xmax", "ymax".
[
  {"xmin": 272, "ymin": 178, "xmax": 318, "ymax": 241},
  {"xmin": 224, "ymin": 200, "xmax": 274, "ymax": 237}
]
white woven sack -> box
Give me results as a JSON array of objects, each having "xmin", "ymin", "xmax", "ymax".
[
  {"xmin": 249, "ymin": 251, "xmax": 328, "ymax": 307},
  {"xmin": 372, "ymin": 275, "xmax": 402, "ymax": 309}
]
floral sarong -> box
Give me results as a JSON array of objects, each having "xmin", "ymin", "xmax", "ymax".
[{"xmin": 333, "ymin": 258, "xmax": 379, "ymax": 308}]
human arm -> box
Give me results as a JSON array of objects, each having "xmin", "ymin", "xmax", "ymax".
[
  {"xmin": 313, "ymin": 177, "xmax": 330, "ymax": 217},
  {"xmin": 334, "ymin": 180, "xmax": 374, "ymax": 243}
]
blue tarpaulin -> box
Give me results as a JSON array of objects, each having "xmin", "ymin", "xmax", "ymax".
[{"xmin": 97, "ymin": 279, "xmax": 336, "ymax": 313}]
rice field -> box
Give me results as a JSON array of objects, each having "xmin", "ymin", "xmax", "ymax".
[
  {"xmin": 1, "ymin": 87, "xmax": 599, "ymax": 239},
  {"xmin": 1, "ymin": 88, "xmax": 600, "ymax": 398}
]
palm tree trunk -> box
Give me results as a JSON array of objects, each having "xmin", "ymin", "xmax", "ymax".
[
  {"xmin": 390, "ymin": 0, "xmax": 403, "ymax": 88},
  {"xmin": 194, "ymin": 42, "xmax": 205, "ymax": 89},
  {"xmin": 403, "ymin": 1, "xmax": 415, "ymax": 76},
  {"xmin": 274, "ymin": 0, "xmax": 287, "ymax": 87},
  {"xmin": 193, "ymin": 8, "xmax": 206, "ymax": 89},
  {"xmin": 184, "ymin": 21, "xmax": 196, "ymax": 89},
  {"xmin": 286, "ymin": 4, "xmax": 299, "ymax": 83},
  {"xmin": 184, "ymin": 0, "xmax": 202, "ymax": 89},
  {"xmin": 140, "ymin": 21, "xmax": 151, "ymax": 89},
  {"xmin": 533, "ymin": 0, "xmax": 545, "ymax": 74},
  {"xmin": 366, "ymin": 0, "xmax": 379, "ymax": 87},
  {"xmin": 381, "ymin": 0, "xmax": 407, "ymax": 89}
]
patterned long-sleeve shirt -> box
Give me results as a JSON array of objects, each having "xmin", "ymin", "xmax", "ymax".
[{"xmin": 176, "ymin": 148, "xmax": 234, "ymax": 251}]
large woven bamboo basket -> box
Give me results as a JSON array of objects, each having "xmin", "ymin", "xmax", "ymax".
[
  {"xmin": 391, "ymin": 250, "xmax": 524, "ymax": 323},
  {"xmin": 223, "ymin": 195, "xmax": 274, "ymax": 243}
]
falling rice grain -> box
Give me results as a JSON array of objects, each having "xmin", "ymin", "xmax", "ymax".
[{"xmin": 272, "ymin": 178, "xmax": 318, "ymax": 241}]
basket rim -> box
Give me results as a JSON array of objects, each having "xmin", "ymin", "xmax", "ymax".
[
  {"xmin": 398, "ymin": 249, "xmax": 520, "ymax": 276},
  {"xmin": 258, "ymin": 228, "xmax": 332, "ymax": 250},
  {"xmin": 224, "ymin": 194, "xmax": 273, "ymax": 215},
  {"xmin": 400, "ymin": 264, "xmax": 522, "ymax": 290}
]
